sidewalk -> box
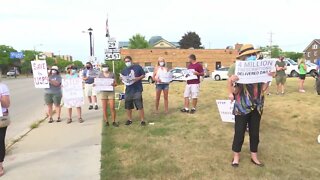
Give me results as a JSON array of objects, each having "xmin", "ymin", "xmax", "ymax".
[{"xmin": 2, "ymin": 103, "xmax": 102, "ymax": 180}]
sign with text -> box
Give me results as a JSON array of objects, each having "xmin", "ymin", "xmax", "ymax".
[
  {"xmin": 159, "ymin": 72, "xmax": 173, "ymax": 83},
  {"xmin": 31, "ymin": 60, "xmax": 49, "ymax": 88},
  {"xmin": 235, "ymin": 59, "xmax": 276, "ymax": 84},
  {"xmin": 94, "ymin": 78, "xmax": 114, "ymax": 92},
  {"xmin": 216, "ymin": 100, "xmax": 235, "ymax": 123},
  {"xmin": 10, "ymin": 52, "xmax": 24, "ymax": 59},
  {"xmin": 62, "ymin": 78, "xmax": 84, "ymax": 107},
  {"xmin": 181, "ymin": 69, "xmax": 198, "ymax": 81},
  {"xmin": 106, "ymin": 38, "xmax": 121, "ymax": 60}
]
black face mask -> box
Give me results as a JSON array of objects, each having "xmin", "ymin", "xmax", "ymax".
[{"xmin": 86, "ymin": 66, "xmax": 91, "ymax": 70}]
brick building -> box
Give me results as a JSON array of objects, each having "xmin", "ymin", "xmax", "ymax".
[
  {"xmin": 303, "ymin": 39, "xmax": 320, "ymax": 63},
  {"xmin": 121, "ymin": 48, "xmax": 238, "ymax": 71}
]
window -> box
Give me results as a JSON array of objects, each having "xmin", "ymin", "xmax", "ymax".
[
  {"xmin": 314, "ymin": 51, "xmax": 317, "ymax": 57},
  {"xmin": 145, "ymin": 62, "xmax": 151, "ymax": 67},
  {"xmin": 313, "ymin": 44, "xmax": 318, "ymax": 49},
  {"xmin": 307, "ymin": 52, "xmax": 310, "ymax": 58},
  {"xmin": 166, "ymin": 62, "xmax": 172, "ymax": 69}
]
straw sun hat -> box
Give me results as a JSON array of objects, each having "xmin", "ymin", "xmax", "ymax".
[{"xmin": 237, "ymin": 44, "xmax": 261, "ymax": 59}]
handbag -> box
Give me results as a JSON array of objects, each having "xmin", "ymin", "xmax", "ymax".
[{"xmin": 0, "ymin": 112, "xmax": 10, "ymax": 128}]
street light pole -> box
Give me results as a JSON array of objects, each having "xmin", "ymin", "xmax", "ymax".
[{"xmin": 88, "ymin": 28, "xmax": 94, "ymax": 56}]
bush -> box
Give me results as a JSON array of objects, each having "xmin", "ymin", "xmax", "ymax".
[{"xmin": 104, "ymin": 60, "xmax": 126, "ymax": 84}]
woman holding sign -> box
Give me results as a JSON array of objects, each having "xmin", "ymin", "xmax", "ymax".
[
  {"xmin": 65, "ymin": 65, "xmax": 83, "ymax": 124},
  {"xmin": 227, "ymin": 44, "xmax": 271, "ymax": 168},
  {"xmin": 0, "ymin": 81, "xmax": 10, "ymax": 176},
  {"xmin": 96, "ymin": 64, "xmax": 118, "ymax": 127},
  {"xmin": 153, "ymin": 57, "xmax": 170, "ymax": 114},
  {"xmin": 45, "ymin": 66, "xmax": 62, "ymax": 123}
]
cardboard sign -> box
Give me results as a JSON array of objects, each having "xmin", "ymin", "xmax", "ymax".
[
  {"xmin": 62, "ymin": 78, "xmax": 84, "ymax": 107},
  {"xmin": 181, "ymin": 69, "xmax": 198, "ymax": 81},
  {"xmin": 159, "ymin": 72, "xmax": 173, "ymax": 83},
  {"xmin": 216, "ymin": 100, "xmax": 235, "ymax": 123},
  {"xmin": 31, "ymin": 60, "xmax": 49, "ymax": 88},
  {"xmin": 235, "ymin": 59, "xmax": 276, "ymax": 84},
  {"xmin": 94, "ymin": 78, "xmax": 114, "ymax": 92}
]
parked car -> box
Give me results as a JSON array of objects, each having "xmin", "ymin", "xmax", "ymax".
[
  {"xmin": 306, "ymin": 62, "xmax": 317, "ymax": 75},
  {"xmin": 284, "ymin": 59, "xmax": 299, "ymax": 77},
  {"xmin": 204, "ymin": 68, "xmax": 210, "ymax": 78},
  {"xmin": 7, "ymin": 69, "xmax": 20, "ymax": 77},
  {"xmin": 142, "ymin": 66, "xmax": 155, "ymax": 83},
  {"xmin": 169, "ymin": 67, "xmax": 187, "ymax": 81},
  {"xmin": 211, "ymin": 67, "xmax": 229, "ymax": 81}
]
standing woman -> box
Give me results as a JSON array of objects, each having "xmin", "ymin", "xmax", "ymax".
[
  {"xmin": 0, "ymin": 81, "xmax": 10, "ymax": 176},
  {"xmin": 153, "ymin": 57, "xmax": 170, "ymax": 114},
  {"xmin": 97, "ymin": 64, "xmax": 118, "ymax": 127},
  {"xmin": 65, "ymin": 65, "xmax": 83, "ymax": 123},
  {"xmin": 298, "ymin": 58, "xmax": 307, "ymax": 93},
  {"xmin": 227, "ymin": 44, "xmax": 270, "ymax": 168},
  {"xmin": 45, "ymin": 66, "xmax": 62, "ymax": 123}
]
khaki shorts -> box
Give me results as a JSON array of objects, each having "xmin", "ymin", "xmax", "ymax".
[
  {"xmin": 44, "ymin": 93, "xmax": 62, "ymax": 106},
  {"xmin": 276, "ymin": 76, "xmax": 286, "ymax": 85},
  {"xmin": 99, "ymin": 91, "xmax": 115, "ymax": 100},
  {"xmin": 84, "ymin": 84, "xmax": 97, "ymax": 97},
  {"xmin": 184, "ymin": 84, "xmax": 200, "ymax": 99}
]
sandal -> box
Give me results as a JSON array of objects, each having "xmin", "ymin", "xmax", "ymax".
[
  {"xmin": 67, "ymin": 119, "xmax": 72, "ymax": 124},
  {"xmin": 56, "ymin": 117, "xmax": 61, "ymax": 122},
  {"xmin": 78, "ymin": 118, "xmax": 84, "ymax": 123},
  {"xmin": 48, "ymin": 118, "xmax": 54, "ymax": 123}
]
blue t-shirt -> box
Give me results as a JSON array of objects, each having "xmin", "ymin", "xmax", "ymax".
[{"xmin": 121, "ymin": 65, "xmax": 145, "ymax": 95}]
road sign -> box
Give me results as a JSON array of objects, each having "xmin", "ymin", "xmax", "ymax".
[
  {"xmin": 105, "ymin": 38, "xmax": 121, "ymax": 60},
  {"xmin": 106, "ymin": 53, "xmax": 121, "ymax": 60},
  {"xmin": 10, "ymin": 52, "xmax": 24, "ymax": 59}
]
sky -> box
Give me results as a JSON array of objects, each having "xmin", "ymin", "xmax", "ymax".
[{"xmin": 1, "ymin": 0, "xmax": 319, "ymax": 63}]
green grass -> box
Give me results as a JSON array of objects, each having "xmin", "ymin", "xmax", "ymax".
[{"xmin": 101, "ymin": 77, "xmax": 320, "ymax": 180}]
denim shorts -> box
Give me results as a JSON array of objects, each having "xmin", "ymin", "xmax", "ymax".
[{"xmin": 156, "ymin": 84, "xmax": 169, "ymax": 90}]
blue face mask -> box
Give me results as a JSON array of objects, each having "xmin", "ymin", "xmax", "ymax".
[
  {"xmin": 246, "ymin": 55, "xmax": 257, "ymax": 61},
  {"xmin": 71, "ymin": 69, "xmax": 77, "ymax": 74}
]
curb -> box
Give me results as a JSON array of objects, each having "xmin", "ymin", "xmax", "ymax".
[{"xmin": 5, "ymin": 116, "xmax": 48, "ymax": 151}]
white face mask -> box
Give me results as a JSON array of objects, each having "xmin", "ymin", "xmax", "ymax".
[
  {"xmin": 159, "ymin": 62, "xmax": 165, "ymax": 67},
  {"xmin": 125, "ymin": 62, "xmax": 132, "ymax": 67},
  {"xmin": 51, "ymin": 70, "xmax": 57, "ymax": 74},
  {"xmin": 102, "ymin": 67, "xmax": 109, "ymax": 72}
]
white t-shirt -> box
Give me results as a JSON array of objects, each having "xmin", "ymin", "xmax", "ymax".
[{"xmin": 0, "ymin": 83, "xmax": 10, "ymax": 113}]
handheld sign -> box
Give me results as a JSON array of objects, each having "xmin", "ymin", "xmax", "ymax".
[
  {"xmin": 235, "ymin": 59, "xmax": 276, "ymax": 84},
  {"xmin": 62, "ymin": 78, "xmax": 84, "ymax": 107},
  {"xmin": 216, "ymin": 100, "xmax": 235, "ymax": 123},
  {"xmin": 181, "ymin": 69, "xmax": 198, "ymax": 81},
  {"xmin": 0, "ymin": 102, "xmax": 3, "ymax": 117},
  {"xmin": 31, "ymin": 60, "xmax": 49, "ymax": 88},
  {"xmin": 159, "ymin": 72, "xmax": 173, "ymax": 83},
  {"xmin": 94, "ymin": 78, "xmax": 114, "ymax": 92}
]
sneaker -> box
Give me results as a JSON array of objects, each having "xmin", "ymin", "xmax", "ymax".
[
  {"xmin": 190, "ymin": 108, "xmax": 196, "ymax": 114},
  {"xmin": 94, "ymin": 105, "xmax": 99, "ymax": 110},
  {"xmin": 112, "ymin": 122, "xmax": 119, "ymax": 127},
  {"xmin": 180, "ymin": 108, "xmax": 189, "ymax": 113},
  {"xmin": 299, "ymin": 89, "xmax": 306, "ymax": 93},
  {"xmin": 281, "ymin": 92, "xmax": 285, "ymax": 95},
  {"xmin": 105, "ymin": 122, "xmax": 109, "ymax": 126},
  {"xmin": 140, "ymin": 121, "xmax": 146, "ymax": 126},
  {"xmin": 56, "ymin": 117, "xmax": 61, "ymax": 122},
  {"xmin": 89, "ymin": 105, "xmax": 93, "ymax": 110},
  {"xmin": 125, "ymin": 120, "xmax": 132, "ymax": 126}
]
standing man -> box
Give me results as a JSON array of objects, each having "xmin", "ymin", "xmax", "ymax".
[
  {"xmin": 316, "ymin": 58, "xmax": 320, "ymax": 75},
  {"xmin": 121, "ymin": 56, "xmax": 146, "ymax": 126},
  {"xmin": 180, "ymin": 54, "xmax": 204, "ymax": 114},
  {"xmin": 275, "ymin": 56, "xmax": 287, "ymax": 95},
  {"xmin": 82, "ymin": 62, "xmax": 98, "ymax": 110}
]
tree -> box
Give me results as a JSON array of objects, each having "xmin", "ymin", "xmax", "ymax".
[
  {"xmin": 179, "ymin": 32, "xmax": 202, "ymax": 49},
  {"xmin": 282, "ymin": 52, "xmax": 303, "ymax": 61},
  {"xmin": 56, "ymin": 58, "xmax": 72, "ymax": 72},
  {"xmin": 104, "ymin": 60, "xmax": 126, "ymax": 84},
  {"xmin": 0, "ymin": 45, "xmax": 17, "ymax": 74},
  {"xmin": 72, "ymin": 60, "xmax": 84, "ymax": 69},
  {"xmin": 260, "ymin": 45, "xmax": 282, "ymax": 58},
  {"xmin": 129, "ymin": 34, "xmax": 149, "ymax": 49}
]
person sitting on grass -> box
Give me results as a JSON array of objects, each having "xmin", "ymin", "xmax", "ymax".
[{"xmin": 120, "ymin": 56, "xmax": 146, "ymax": 126}]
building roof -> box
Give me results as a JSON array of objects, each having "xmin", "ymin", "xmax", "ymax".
[
  {"xmin": 120, "ymin": 36, "xmax": 179, "ymax": 49},
  {"xmin": 303, "ymin": 39, "xmax": 320, "ymax": 52},
  {"xmin": 149, "ymin": 36, "xmax": 163, "ymax": 46}
]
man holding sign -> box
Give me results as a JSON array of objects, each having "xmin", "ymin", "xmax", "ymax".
[
  {"xmin": 180, "ymin": 54, "xmax": 204, "ymax": 114},
  {"xmin": 227, "ymin": 44, "xmax": 273, "ymax": 168}
]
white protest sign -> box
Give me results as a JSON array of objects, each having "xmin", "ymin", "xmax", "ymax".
[
  {"xmin": 0, "ymin": 102, "xmax": 3, "ymax": 117},
  {"xmin": 181, "ymin": 69, "xmax": 198, "ymax": 81},
  {"xmin": 120, "ymin": 69, "xmax": 135, "ymax": 86},
  {"xmin": 31, "ymin": 60, "xmax": 49, "ymax": 88},
  {"xmin": 62, "ymin": 78, "xmax": 84, "ymax": 107},
  {"xmin": 159, "ymin": 72, "xmax": 173, "ymax": 83},
  {"xmin": 235, "ymin": 59, "xmax": 276, "ymax": 84},
  {"xmin": 94, "ymin": 78, "xmax": 114, "ymax": 92},
  {"xmin": 216, "ymin": 100, "xmax": 235, "ymax": 123}
]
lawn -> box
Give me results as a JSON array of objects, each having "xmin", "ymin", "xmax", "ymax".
[{"xmin": 101, "ymin": 77, "xmax": 320, "ymax": 180}]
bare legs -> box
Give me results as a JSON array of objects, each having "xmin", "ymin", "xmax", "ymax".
[
  {"xmin": 102, "ymin": 99, "xmax": 116, "ymax": 122},
  {"xmin": 155, "ymin": 89, "xmax": 169, "ymax": 113},
  {"xmin": 184, "ymin": 97, "xmax": 197, "ymax": 109},
  {"xmin": 126, "ymin": 109, "xmax": 144, "ymax": 122}
]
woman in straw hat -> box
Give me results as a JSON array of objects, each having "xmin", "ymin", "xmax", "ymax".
[{"xmin": 227, "ymin": 44, "xmax": 272, "ymax": 167}]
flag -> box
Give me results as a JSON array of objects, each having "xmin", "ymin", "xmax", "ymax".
[{"xmin": 106, "ymin": 17, "xmax": 110, "ymax": 37}]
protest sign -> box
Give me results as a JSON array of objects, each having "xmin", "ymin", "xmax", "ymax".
[
  {"xmin": 120, "ymin": 69, "xmax": 135, "ymax": 85},
  {"xmin": 31, "ymin": 60, "xmax": 49, "ymax": 88},
  {"xmin": 181, "ymin": 69, "xmax": 198, "ymax": 81},
  {"xmin": 0, "ymin": 103, "xmax": 3, "ymax": 117},
  {"xmin": 94, "ymin": 78, "xmax": 114, "ymax": 91},
  {"xmin": 62, "ymin": 78, "xmax": 84, "ymax": 107},
  {"xmin": 159, "ymin": 72, "xmax": 173, "ymax": 83},
  {"xmin": 216, "ymin": 100, "xmax": 235, "ymax": 123},
  {"xmin": 235, "ymin": 59, "xmax": 276, "ymax": 84}
]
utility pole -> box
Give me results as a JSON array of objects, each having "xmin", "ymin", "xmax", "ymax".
[{"xmin": 268, "ymin": 31, "xmax": 274, "ymax": 58}]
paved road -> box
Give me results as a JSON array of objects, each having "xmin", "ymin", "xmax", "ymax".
[{"xmin": 2, "ymin": 77, "xmax": 45, "ymax": 141}]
